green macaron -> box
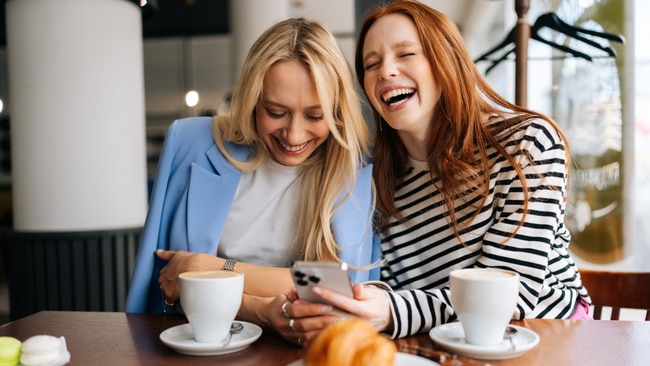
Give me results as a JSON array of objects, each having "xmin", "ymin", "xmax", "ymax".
[{"xmin": 0, "ymin": 336, "xmax": 21, "ymax": 366}]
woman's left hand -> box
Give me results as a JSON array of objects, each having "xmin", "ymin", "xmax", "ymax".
[{"xmin": 310, "ymin": 283, "xmax": 393, "ymax": 333}]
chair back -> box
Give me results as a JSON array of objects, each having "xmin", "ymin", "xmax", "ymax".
[{"xmin": 579, "ymin": 269, "xmax": 650, "ymax": 320}]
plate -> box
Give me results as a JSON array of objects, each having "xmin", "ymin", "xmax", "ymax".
[
  {"xmin": 159, "ymin": 322, "xmax": 262, "ymax": 356},
  {"xmin": 286, "ymin": 352, "xmax": 440, "ymax": 366},
  {"xmin": 429, "ymin": 323, "xmax": 539, "ymax": 360}
]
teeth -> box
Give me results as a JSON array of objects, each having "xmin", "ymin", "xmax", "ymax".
[
  {"xmin": 280, "ymin": 141, "xmax": 308, "ymax": 152},
  {"xmin": 382, "ymin": 88, "xmax": 415, "ymax": 103}
]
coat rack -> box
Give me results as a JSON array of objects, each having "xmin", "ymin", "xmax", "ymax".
[
  {"xmin": 480, "ymin": 0, "xmax": 625, "ymax": 108},
  {"xmin": 514, "ymin": 0, "xmax": 530, "ymax": 107}
]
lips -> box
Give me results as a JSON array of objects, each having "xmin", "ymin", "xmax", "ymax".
[
  {"xmin": 275, "ymin": 138, "xmax": 311, "ymax": 154},
  {"xmin": 381, "ymin": 87, "xmax": 415, "ymax": 107}
]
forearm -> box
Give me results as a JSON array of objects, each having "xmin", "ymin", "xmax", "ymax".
[
  {"xmin": 237, "ymin": 294, "xmax": 274, "ymax": 327},
  {"xmin": 226, "ymin": 261, "xmax": 293, "ymax": 297},
  {"xmin": 158, "ymin": 250, "xmax": 294, "ymax": 301},
  {"xmin": 187, "ymin": 254, "xmax": 295, "ymax": 296},
  {"xmin": 388, "ymin": 288, "xmax": 455, "ymax": 339}
]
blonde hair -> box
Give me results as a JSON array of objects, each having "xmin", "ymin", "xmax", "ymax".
[{"xmin": 213, "ymin": 18, "xmax": 370, "ymax": 261}]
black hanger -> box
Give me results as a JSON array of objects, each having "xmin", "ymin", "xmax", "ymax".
[
  {"xmin": 474, "ymin": 28, "xmax": 516, "ymax": 64},
  {"xmin": 474, "ymin": 12, "xmax": 626, "ymax": 75},
  {"xmin": 533, "ymin": 12, "xmax": 623, "ymax": 57},
  {"xmin": 479, "ymin": 26, "xmax": 594, "ymax": 75},
  {"xmin": 483, "ymin": 44, "xmax": 515, "ymax": 75},
  {"xmin": 530, "ymin": 23, "xmax": 594, "ymax": 60},
  {"xmin": 535, "ymin": 12, "xmax": 625, "ymax": 45}
]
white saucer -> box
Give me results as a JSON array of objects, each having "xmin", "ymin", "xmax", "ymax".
[
  {"xmin": 160, "ymin": 322, "xmax": 262, "ymax": 356},
  {"xmin": 395, "ymin": 352, "xmax": 441, "ymax": 365},
  {"xmin": 429, "ymin": 323, "xmax": 539, "ymax": 360},
  {"xmin": 287, "ymin": 352, "xmax": 439, "ymax": 366}
]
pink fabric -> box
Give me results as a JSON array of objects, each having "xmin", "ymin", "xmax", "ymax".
[{"xmin": 569, "ymin": 296, "xmax": 593, "ymax": 320}]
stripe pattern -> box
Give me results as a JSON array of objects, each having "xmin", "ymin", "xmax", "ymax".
[{"xmin": 382, "ymin": 118, "xmax": 590, "ymax": 339}]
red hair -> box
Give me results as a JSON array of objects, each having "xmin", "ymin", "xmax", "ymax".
[{"xmin": 356, "ymin": 0, "xmax": 569, "ymax": 237}]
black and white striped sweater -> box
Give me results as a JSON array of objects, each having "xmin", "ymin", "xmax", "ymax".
[{"xmin": 380, "ymin": 117, "xmax": 591, "ymax": 339}]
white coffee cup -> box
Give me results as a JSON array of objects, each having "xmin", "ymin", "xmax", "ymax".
[
  {"xmin": 449, "ymin": 268, "xmax": 519, "ymax": 346},
  {"xmin": 179, "ymin": 270, "xmax": 244, "ymax": 343}
]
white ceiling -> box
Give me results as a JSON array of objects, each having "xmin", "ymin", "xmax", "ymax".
[
  {"xmin": 417, "ymin": 0, "xmax": 507, "ymax": 56},
  {"xmin": 421, "ymin": 0, "xmax": 476, "ymax": 27},
  {"xmin": 420, "ymin": 0, "xmax": 506, "ymax": 37}
]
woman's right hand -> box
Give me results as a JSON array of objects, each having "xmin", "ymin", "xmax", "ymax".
[{"xmin": 156, "ymin": 250, "xmax": 220, "ymax": 303}]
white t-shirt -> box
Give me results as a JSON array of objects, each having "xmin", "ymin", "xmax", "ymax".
[{"xmin": 218, "ymin": 159, "xmax": 300, "ymax": 267}]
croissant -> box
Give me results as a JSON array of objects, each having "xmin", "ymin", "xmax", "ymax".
[{"xmin": 305, "ymin": 318, "xmax": 396, "ymax": 366}]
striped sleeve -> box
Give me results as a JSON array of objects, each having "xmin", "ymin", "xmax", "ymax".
[{"xmin": 383, "ymin": 118, "xmax": 589, "ymax": 339}]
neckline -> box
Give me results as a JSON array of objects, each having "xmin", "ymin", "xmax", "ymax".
[
  {"xmin": 408, "ymin": 156, "xmax": 430, "ymax": 171},
  {"xmin": 264, "ymin": 158, "xmax": 300, "ymax": 175}
]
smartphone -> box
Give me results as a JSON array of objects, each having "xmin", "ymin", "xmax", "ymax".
[{"xmin": 290, "ymin": 261, "xmax": 353, "ymax": 304}]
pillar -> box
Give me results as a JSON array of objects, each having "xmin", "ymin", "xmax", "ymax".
[
  {"xmin": 5, "ymin": 0, "xmax": 147, "ymax": 319},
  {"xmin": 229, "ymin": 0, "xmax": 291, "ymax": 78}
]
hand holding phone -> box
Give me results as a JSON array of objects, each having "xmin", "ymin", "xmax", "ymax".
[{"xmin": 290, "ymin": 261, "xmax": 353, "ymax": 304}]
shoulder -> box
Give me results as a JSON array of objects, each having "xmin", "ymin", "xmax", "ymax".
[
  {"xmin": 352, "ymin": 161, "xmax": 373, "ymax": 194},
  {"xmin": 495, "ymin": 115, "xmax": 566, "ymax": 153},
  {"xmin": 166, "ymin": 116, "xmax": 250, "ymax": 160},
  {"xmin": 524, "ymin": 117, "xmax": 565, "ymax": 147},
  {"xmin": 167, "ymin": 116, "xmax": 214, "ymax": 141},
  {"xmin": 162, "ymin": 117, "xmax": 218, "ymax": 159}
]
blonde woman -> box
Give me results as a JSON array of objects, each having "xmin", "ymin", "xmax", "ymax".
[{"xmin": 126, "ymin": 18, "xmax": 378, "ymax": 345}]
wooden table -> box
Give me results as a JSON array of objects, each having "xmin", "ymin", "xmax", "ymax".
[{"xmin": 1, "ymin": 311, "xmax": 649, "ymax": 365}]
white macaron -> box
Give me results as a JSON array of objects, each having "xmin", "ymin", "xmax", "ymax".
[{"xmin": 19, "ymin": 335, "xmax": 70, "ymax": 366}]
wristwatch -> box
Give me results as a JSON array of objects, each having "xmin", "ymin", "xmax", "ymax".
[{"xmin": 222, "ymin": 258, "xmax": 237, "ymax": 271}]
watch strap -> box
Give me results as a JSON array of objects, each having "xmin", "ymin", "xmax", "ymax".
[{"xmin": 222, "ymin": 258, "xmax": 237, "ymax": 271}]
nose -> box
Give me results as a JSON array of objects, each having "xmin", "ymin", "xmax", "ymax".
[
  {"xmin": 379, "ymin": 59, "xmax": 398, "ymax": 80},
  {"xmin": 283, "ymin": 115, "xmax": 307, "ymax": 144}
]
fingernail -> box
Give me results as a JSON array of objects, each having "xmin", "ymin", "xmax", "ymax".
[
  {"xmin": 321, "ymin": 305, "xmax": 333, "ymax": 313},
  {"xmin": 312, "ymin": 286, "xmax": 322, "ymax": 295}
]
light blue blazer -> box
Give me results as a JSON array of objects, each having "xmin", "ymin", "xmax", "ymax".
[{"xmin": 125, "ymin": 117, "xmax": 379, "ymax": 313}]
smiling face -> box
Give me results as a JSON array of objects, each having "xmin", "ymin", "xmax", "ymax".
[
  {"xmin": 256, "ymin": 59, "xmax": 330, "ymax": 166},
  {"xmin": 361, "ymin": 13, "xmax": 440, "ymax": 149}
]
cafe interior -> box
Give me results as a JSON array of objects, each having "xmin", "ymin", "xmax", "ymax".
[{"xmin": 0, "ymin": 0, "xmax": 648, "ymax": 365}]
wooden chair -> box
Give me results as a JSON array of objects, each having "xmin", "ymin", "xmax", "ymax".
[{"xmin": 579, "ymin": 269, "xmax": 650, "ymax": 320}]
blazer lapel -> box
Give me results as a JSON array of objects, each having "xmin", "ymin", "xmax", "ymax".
[{"xmin": 186, "ymin": 143, "xmax": 245, "ymax": 253}]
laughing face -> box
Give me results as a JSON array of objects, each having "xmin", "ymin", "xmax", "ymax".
[
  {"xmin": 361, "ymin": 13, "xmax": 440, "ymax": 146},
  {"xmin": 256, "ymin": 59, "xmax": 330, "ymax": 166}
]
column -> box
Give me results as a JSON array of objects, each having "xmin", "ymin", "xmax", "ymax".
[
  {"xmin": 5, "ymin": 0, "xmax": 147, "ymax": 319},
  {"xmin": 229, "ymin": 0, "xmax": 291, "ymax": 78}
]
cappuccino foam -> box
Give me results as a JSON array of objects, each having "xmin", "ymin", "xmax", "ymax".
[
  {"xmin": 180, "ymin": 270, "xmax": 241, "ymax": 280},
  {"xmin": 452, "ymin": 268, "xmax": 516, "ymax": 280}
]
